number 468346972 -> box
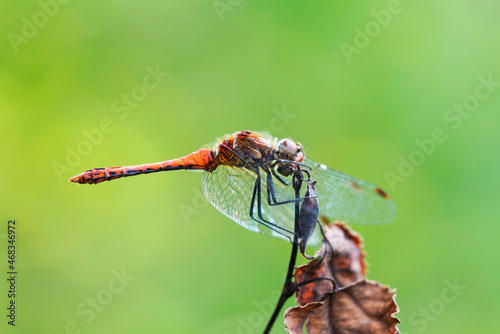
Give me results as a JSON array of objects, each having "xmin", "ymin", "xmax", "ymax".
[{"xmin": 8, "ymin": 220, "xmax": 16, "ymax": 270}]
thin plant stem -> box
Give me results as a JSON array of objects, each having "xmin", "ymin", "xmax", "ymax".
[{"xmin": 263, "ymin": 170, "xmax": 303, "ymax": 334}]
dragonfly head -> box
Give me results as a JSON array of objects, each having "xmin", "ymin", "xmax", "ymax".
[
  {"xmin": 276, "ymin": 138, "xmax": 305, "ymax": 176},
  {"xmin": 277, "ymin": 138, "xmax": 304, "ymax": 162}
]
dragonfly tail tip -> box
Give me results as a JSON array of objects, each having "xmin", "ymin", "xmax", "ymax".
[{"xmin": 69, "ymin": 175, "xmax": 83, "ymax": 184}]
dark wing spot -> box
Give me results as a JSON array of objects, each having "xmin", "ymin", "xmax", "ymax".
[
  {"xmin": 375, "ymin": 187, "xmax": 390, "ymax": 200},
  {"xmin": 350, "ymin": 181, "xmax": 361, "ymax": 193}
]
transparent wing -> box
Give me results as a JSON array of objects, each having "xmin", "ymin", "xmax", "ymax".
[
  {"xmin": 201, "ymin": 165, "xmax": 322, "ymax": 245},
  {"xmin": 305, "ymin": 157, "xmax": 396, "ymax": 225}
]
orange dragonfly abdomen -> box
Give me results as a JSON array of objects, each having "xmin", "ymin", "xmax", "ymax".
[{"xmin": 69, "ymin": 149, "xmax": 215, "ymax": 185}]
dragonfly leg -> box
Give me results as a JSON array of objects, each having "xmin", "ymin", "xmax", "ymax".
[
  {"xmin": 271, "ymin": 159, "xmax": 312, "ymax": 171},
  {"xmin": 265, "ymin": 170, "xmax": 317, "ymax": 207},
  {"xmin": 249, "ymin": 174, "xmax": 296, "ymax": 242},
  {"xmin": 271, "ymin": 168, "xmax": 289, "ymax": 186}
]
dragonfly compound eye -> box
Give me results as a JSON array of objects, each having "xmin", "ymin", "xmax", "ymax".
[{"xmin": 278, "ymin": 138, "xmax": 300, "ymax": 159}]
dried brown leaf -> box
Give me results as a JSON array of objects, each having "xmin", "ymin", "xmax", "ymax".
[
  {"xmin": 286, "ymin": 219, "xmax": 400, "ymax": 334},
  {"xmin": 285, "ymin": 280, "xmax": 400, "ymax": 334},
  {"xmin": 282, "ymin": 302, "xmax": 323, "ymax": 334},
  {"xmin": 295, "ymin": 219, "xmax": 366, "ymax": 305}
]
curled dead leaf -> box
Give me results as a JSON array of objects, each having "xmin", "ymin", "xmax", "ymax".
[
  {"xmin": 286, "ymin": 219, "xmax": 399, "ymax": 334},
  {"xmin": 285, "ymin": 280, "xmax": 400, "ymax": 334},
  {"xmin": 295, "ymin": 219, "xmax": 366, "ymax": 306}
]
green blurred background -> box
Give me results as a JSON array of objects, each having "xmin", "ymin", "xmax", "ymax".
[{"xmin": 1, "ymin": 0, "xmax": 499, "ymax": 333}]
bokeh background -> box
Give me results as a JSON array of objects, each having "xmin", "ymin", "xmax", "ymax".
[{"xmin": 1, "ymin": 1, "xmax": 499, "ymax": 333}]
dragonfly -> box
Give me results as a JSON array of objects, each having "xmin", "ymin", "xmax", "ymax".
[{"xmin": 69, "ymin": 130, "xmax": 395, "ymax": 247}]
